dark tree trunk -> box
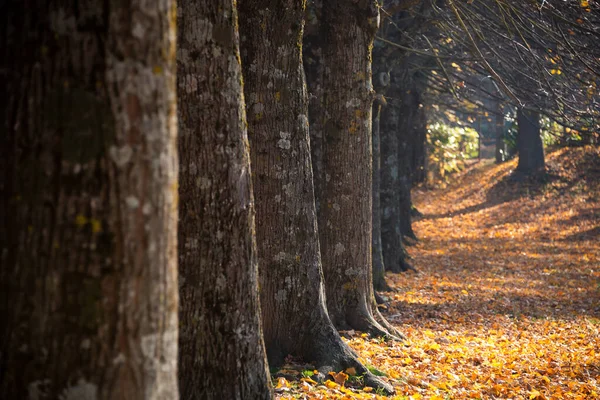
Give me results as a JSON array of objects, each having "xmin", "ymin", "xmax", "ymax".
[
  {"xmin": 380, "ymin": 76, "xmax": 412, "ymax": 273},
  {"xmin": 411, "ymin": 101, "xmax": 428, "ymax": 185},
  {"xmin": 319, "ymin": 0, "xmax": 402, "ymax": 340},
  {"xmin": 304, "ymin": 0, "xmax": 325, "ymax": 213},
  {"xmin": 516, "ymin": 109, "xmax": 545, "ymax": 174},
  {"xmin": 398, "ymin": 88, "xmax": 418, "ymax": 242},
  {"xmin": 495, "ymin": 103, "xmax": 506, "ymax": 163},
  {"xmin": 176, "ymin": 1, "xmax": 272, "ymax": 399},
  {"xmin": 0, "ymin": 1, "xmax": 179, "ymax": 398},
  {"xmin": 238, "ymin": 0, "xmax": 393, "ymax": 393},
  {"xmin": 372, "ymin": 103, "xmax": 389, "ymax": 291}
]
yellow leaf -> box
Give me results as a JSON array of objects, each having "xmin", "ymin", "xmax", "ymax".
[
  {"xmin": 345, "ymin": 367, "xmax": 357, "ymax": 376},
  {"xmin": 276, "ymin": 377, "xmax": 290, "ymax": 389},
  {"xmin": 301, "ymin": 377, "xmax": 317, "ymax": 385},
  {"xmin": 325, "ymin": 380, "xmax": 338, "ymax": 389},
  {"xmin": 529, "ymin": 389, "xmax": 542, "ymax": 399},
  {"xmin": 363, "ymin": 386, "xmax": 374, "ymax": 392},
  {"xmin": 429, "ymin": 342, "xmax": 441, "ymax": 351}
]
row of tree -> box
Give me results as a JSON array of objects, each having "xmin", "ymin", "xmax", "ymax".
[
  {"xmin": 1, "ymin": 0, "xmax": 403, "ymax": 398},
  {"xmin": 363, "ymin": 0, "xmax": 599, "ymax": 244},
  {"xmin": 2, "ymin": 0, "xmax": 598, "ymax": 398}
]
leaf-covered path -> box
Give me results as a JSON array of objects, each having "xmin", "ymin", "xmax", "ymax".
[{"xmin": 276, "ymin": 146, "xmax": 600, "ymax": 399}]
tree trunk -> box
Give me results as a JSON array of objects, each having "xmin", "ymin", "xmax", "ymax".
[
  {"xmin": 516, "ymin": 109, "xmax": 545, "ymax": 174},
  {"xmin": 495, "ymin": 103, "xmax": 506, "ymax": 163},
  {"xmin": 0, "ymin": 1, "xmax": 179, "ymax": 399},
  {"xmin": 411, "ymin": 100, "xmax": 428, "ymax": 185},
  {"xmin": 372, "ymin": 103, "xmax": 389, "ymax": 291},
  {"xmin": 398, "ymin": 88, "xmax": 418, "ymax": 242},
  {"xmin": 380, "ymin": 76, "xmax": 412, "ymax": 273},
  {"xmin": 176, "ymin": 1, "xmax": 272, "ymax": 399},
  {"xmin": 319, "ymin": 0, "xmax": 402, "ymax": 339},
  {"xmin": 304, "ymin": 0, "xmax": 325, "ymax": 214},
  {"xmin": 238, "ymin": 1, "xmax": 393, "ymax": 393}
]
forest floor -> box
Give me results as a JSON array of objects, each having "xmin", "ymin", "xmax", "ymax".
[{"xmin": 275, "ymin": 145, "xmax": 600, "ymax": 400}]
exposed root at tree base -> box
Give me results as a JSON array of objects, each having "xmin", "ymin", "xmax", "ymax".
[
  {"xmin": 374, "ymin": 307, "xmax": 406, "ymax": 341},
  {"xmin": 345, "ymin": 302, "xmax": 404, "ymax": 342},
  {"xmin": 410, "ymin": 205, "xmax": 423, "ymax": 217},
  {"xmin": 374, "ymin": 276, "xmax": 393, "ymax": 292},
  {"xmin": 267, "ymin": 312, "xmax": 396, "ymax": 394},
  {"xmin": 374, "ymin": 291, "xmax": 388, "ymax": 304},
  {"xmin": 308, "ymin": 325, "xmax": 395, "ymax": 395},
  {"xmin": 403, "ymin": 234, "xmax": 419, "ymax": 245},
  {"xmin": 386, "ymin": 258, "xmax": 417, "ymax": 273},
  {"xmin": 266, "ymin": 321, "xmax": 397, "ymax": 394},
  {"xmin": 400, "ymin": 258, "xmax": 418, "ymax": 273},
  {"xmin": 316, "ymin": 363, "xmax": 394, "ymax": 395}
]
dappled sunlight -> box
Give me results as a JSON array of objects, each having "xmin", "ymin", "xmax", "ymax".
[
  {"xmin": 369, "ymin": 146, "xmax": 600, "ymax": 399},
  {"xmin": 276, "ymin": 146, "xmax": 599, "ymax": 399}
]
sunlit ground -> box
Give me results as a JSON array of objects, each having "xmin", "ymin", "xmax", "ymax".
[{"xmin": 276, "ymin": 146, "xmax": 600, "ymax": 399}]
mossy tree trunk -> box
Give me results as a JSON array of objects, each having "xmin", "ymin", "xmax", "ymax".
[
  {"xmin": 516, "ymin": 109, "xmax": 545, "ymax": 175},
  {"xmin": 238, "ymin": 0, "xmax": 393, "ymax": 393},
  {"xmin": 319, "ymin": 0, "xmax": 402, "ymax": 339},
  {"xmin": 0, "ymin": 1, "xmax": 179, "ymax": 398},
  {"xmin": 176, "ymin": 1, "xmax": 272, "ymax": 399}
]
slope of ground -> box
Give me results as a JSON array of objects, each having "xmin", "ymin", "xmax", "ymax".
[{"xmin": 275, "ymin": 146, "xmax": 600, "ymax": 399}]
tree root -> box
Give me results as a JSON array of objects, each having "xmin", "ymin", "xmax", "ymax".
[
  {"xmin": 306, "ymin": 322, "xmax": 396, "ymax": 395},
  {"xmin": 374, "ymin": 291, "xmax": 387, "ymax": 304},
  {"xmin": 403, "ymin": 234, "xmax": 419, "ymax": 246},
  {"xmin": 400, "ymin": 258, "xmax": 418, "ymax": 273},
  {"xmin": 374, "ymin": 307, "xmax": 406, "ymax": 341},
  {"xmin": 345, "ymin": 299, "xmax": 405, "ymax": 342}
]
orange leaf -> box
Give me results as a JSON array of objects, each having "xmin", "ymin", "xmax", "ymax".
[{"xmin": 329, "ymin": 371, "xmax": 349, "ymax": 386}]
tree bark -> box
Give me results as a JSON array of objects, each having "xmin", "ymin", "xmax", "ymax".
[
  {"xmin": 304, "ymin": 0, "xmax": 325, "ymax": 214},
  {"xmin": 411, "ymin": 100, "xmax": 428, "ymax": 185},
  {"xmin": 176, "ymin": 1, "xmax": 272, "ymax": 399},
  {"xmin": 372, "ymin": 103, "xmax": 389, "ymax": 291},
  {"xmin": 516, "ymin": 109, "xmax": 545, "ymax": 174},
  {"xmin": 238, "ymin": 0, "xmax": 393, "ymax": 393},
  {"xmin": 319, "ymin": 0, "xmax": 402, "ymax": 339},
  {"xmin": 495, "ymin": 102, "xmax": 506, "ymax": 163},
  {"xmin": 380, "ymin": 75, "xmax": 412, "ymax": 273},
  {"xmin": 398, "ymin": 87, "xmax": 418, "ymax": 242},
  {"xmin": 0, "ymin": 1, "xmax": 179, "ymax": 399}
]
